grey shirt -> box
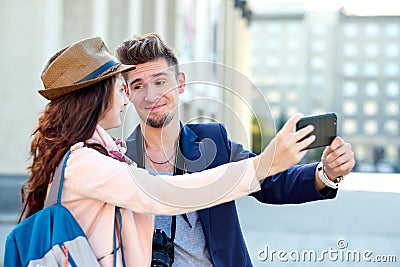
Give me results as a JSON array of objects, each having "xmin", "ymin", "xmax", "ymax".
[{"xmin": 147, "ymin": 169, "xmax": 213, "ymax": 266}]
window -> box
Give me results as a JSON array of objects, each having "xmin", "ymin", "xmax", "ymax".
[
  {"xmin": 364, "ymin": 23, "xmax": 379, "ymax": 37},
  {"xmin": 267, "ymin": 90, "xmax": 280, "ymax": 103},
  {"xmin": 271, "ymin": 106, "xmax": 280, "ymax": 118},
  {"xmin": 287, "ymin": 57, "xmax": 299, "ymax": 68},
  {"xmin": 343, "ymin": 23, "xmax": 358, "ymax": 38},
  {"xmin": 312, "ymin": 41, "xmax": 326, "ymax": 53},
  {"xmin": 266, "ymin": 41, "xmax": 280, "ymax": 52},
  {"xmin": 385, "ymin": 43, "xmax": 399, "ymax": 58},
  {"xmin": 386, "ymin": 145, "xmax": 399, "ymax": 160},
  {"xmin": 311, "ymin": 108, "xmax": 325, "ymax": 115},
  {"xmin": 384, "ymin": 62, "xmax": 399, "ymax": 77},
  {"xmin": 343, "ymin": 81, "xmax": 358, "ymax": 97},
  {"xmin": 311, "ymin": 58, "xmax": 325, "ymax": 69},
  {"xmin": 364, "ymin": 62, "xmax": 379, "ymax": 77},
  {"xmin": 267, "ymin": 57, "xmax": 281, "ymax": 68},
  {"xmin": 287, "ymin": 24, "xmax": 300, "ymax": 34},
  {"xmin": 384, "ymin": 120, "xmax": 398, "ymax": 135},
  {"xmin": 287, "ymin": 42, "xmax": 299, "ymax": 51},
  {"xmin": 343, "ymin": 119, "xmax": 357, "ymax": 135},
  {"xmin": 343, "ymin": 100, "xmax": 357, "ymax": 115},
  {"xmin": 385, "ymin": 23, "xmax": 399, "ymax": 38},
  {"xmin": 251, "ymin": 23, "xmax": 259, "ymax": 32},
  {"xmin": 385, "ymin": 101, "xmax": 399, "ymax": 116},
  {"xmin": 311, "ymin": 75, "xmax": 325, "ymax": 86},
  {"xmin": 287, "ymin": 91, "xmax": 297, "ymax": 102},
  {"xmin": 365, "ymin": 82, "xmax": 379, "ymax": 97},
  {"xmin": 364, "ymin": 120, "xmax": 378, "ymax": 135},
  {"xmin": 365, "ymin": 43, "xmax": 379, "ymax": 58},
  {"xmin": 312, "ymin": 25, "xmax": 325, "ymax": 35},
  {"xmin": 251, "ymin": 42, "xmax": 260, "ymax": 50},
  {"xmin": 344, "ymin": 44, "xmax": 357, "ymax": 57},
  {"xmin": 286, "ymin": 106, "xmax": 298, "ymax": 116},
  {"xmin": 363, "ymin": 101, "xmax": 378, "ymax": 116},
  {"xmin": 251, "ymin": 59, "xmax": 260, "ymax": 69},
  {"xmin": 267, "ymin": 23, "xmax": 282, "ymax": 34},
  {"xmin": 343, "ymin": 62, "xmax": 358, "ymax": 76},
  {"xmin": 354, "ymin": 145, "xmax": 369, "ymax": 161},
  {"xmin": 386, "ymin": 82, "xmax": 399, "ymax": 97}
]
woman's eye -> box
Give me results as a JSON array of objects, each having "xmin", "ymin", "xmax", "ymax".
[{"xmin": 133, "ymin": 85, "xmax": 143, "ymax": 90}]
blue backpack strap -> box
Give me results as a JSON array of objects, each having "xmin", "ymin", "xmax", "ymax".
[
  {"xmin": 44, "ymin": 150, "xmax": 71, "ymax": 208},
  {"xmin": 113, "ymin": 207, "xmax": 126, "ymax": 267}
]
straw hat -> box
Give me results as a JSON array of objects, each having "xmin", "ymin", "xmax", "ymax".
[{"xmin": 38, "ymin": 37, "xmax": 136, "ymax": 100}]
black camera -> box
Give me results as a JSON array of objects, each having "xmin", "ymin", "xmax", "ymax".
[{"xmin": 151, "ymin": 229, "xmax": 174, "ymax": 267}]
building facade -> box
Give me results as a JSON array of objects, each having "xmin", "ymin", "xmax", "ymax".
[
  {"xmin": 250, "ymin": 4, "xmax": 400, "ymax": 171},
  {"xmin": 338, "ymin": 12, "xmax": 400, "ymax": 171},
  {"xmin": 0, "ymin": 0, "xmax": 253, "ymax": 175}
]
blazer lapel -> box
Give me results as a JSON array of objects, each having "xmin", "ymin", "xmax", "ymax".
[
  {"xmin": 198, "ymin": 209, "xmax": 211, "ymax": 248},
  {"xmin": 125, "ymin": 125, "xmax": 141, "ymax": 165},
  {"xmin": 180, "ymin": 125, "xmax": 208, "ymax": 173}
]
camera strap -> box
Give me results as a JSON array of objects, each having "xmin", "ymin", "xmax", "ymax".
[{"xmin": 170, "ymin": 215, "xmax": 176, "ymax": 241}]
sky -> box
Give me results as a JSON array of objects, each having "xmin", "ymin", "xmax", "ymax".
[{"xmin": 248, "ymin": 0, "xmax": 400, "ymax": 15}]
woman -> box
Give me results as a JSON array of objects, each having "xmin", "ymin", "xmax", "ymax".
[{"xmin": 20, "ymin": 37, "xmax": 315, "ymax": 266}]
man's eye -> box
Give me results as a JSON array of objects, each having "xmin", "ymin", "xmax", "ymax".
[
  {"xmin": 155, "ymin": 80, "xmax": 166, "ymax": 86},
  {"xmin": 133, "ymin": 85, "xmax": 143, "ymax": 90}
]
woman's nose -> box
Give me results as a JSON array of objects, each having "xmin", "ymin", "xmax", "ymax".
[{"xmin": 122, "ymin": 92, "xmax": 129, "ymax": 106}]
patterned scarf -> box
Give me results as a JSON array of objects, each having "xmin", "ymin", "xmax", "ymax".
[{"xmin": 86, "ymin": 125, "xmax": 133, "ymax": 164}]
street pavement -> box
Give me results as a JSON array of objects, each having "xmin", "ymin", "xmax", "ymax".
[
  {"xmin": 1, "ymin": 173, "xmax": 399, "ymax": 266},
  {"xmin": 236, "ymin": 189, "xmax": 400, "ymax": 266}
]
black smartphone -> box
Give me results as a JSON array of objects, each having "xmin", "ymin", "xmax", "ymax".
[{"xmin": 295, "ymin": 112, "xmax": 337, "ymax": 150}]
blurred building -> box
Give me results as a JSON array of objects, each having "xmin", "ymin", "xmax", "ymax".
[
  {"xmin": 338, "ymin": 11, "xmax": 400, "ymax": 172},
  {"xmin": 250, "ymin": 2, "xmax": 400, "ymax": 171},
  {"xmin": 0, "ymin": 0, "xmax": 253, "ymax": 175}
]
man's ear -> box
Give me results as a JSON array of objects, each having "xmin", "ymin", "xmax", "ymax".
[{"xmin": 177, "ymin": 72, "xmax": 186, "ymax": 94}]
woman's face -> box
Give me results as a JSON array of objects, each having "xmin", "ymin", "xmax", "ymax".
[{"xmin": 98, "ymin": 74, "xmax": 129, "ymax": 130}]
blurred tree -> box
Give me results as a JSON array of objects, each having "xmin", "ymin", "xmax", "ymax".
[{"xmin": 251, "ymin": 114, "xmax": 274, "ymax": 154}]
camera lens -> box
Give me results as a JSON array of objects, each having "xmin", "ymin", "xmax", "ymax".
[{"xmin": 151, "ymin": 229, "xmax": 174, "ymax": 267}]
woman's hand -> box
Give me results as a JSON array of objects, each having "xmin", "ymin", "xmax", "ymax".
[{"xmin": 253, "ymin": 113, "xmax": 315, "ymax": 180}]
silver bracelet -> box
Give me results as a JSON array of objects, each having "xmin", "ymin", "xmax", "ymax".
[{"xmin": 317, "ymin": 162, "xmax": 339, "ymax": 189}]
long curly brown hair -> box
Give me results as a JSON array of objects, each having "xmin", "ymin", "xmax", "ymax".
[{"xmin": 19, "ymin": 77, "xmax": 115, "ymax": 222}]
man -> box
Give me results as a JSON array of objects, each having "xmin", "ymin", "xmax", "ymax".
[{"xmin": 116, "ymin": 33, "xmax": 355, "ymax": 267}]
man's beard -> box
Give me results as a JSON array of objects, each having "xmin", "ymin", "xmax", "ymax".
[{"xmin": 145, "ymin": 112, "xmax": 174, "ymax": 128}]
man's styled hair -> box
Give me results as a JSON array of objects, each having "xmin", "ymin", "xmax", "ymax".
[{"xmin": 116, "ymin": 33, "xmax": 180, "ymax": 76}]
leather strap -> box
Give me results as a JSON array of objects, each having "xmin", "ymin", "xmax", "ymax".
[{"xmin": 135, "ymin": 126, "xmax": 192, "ymax": 238}]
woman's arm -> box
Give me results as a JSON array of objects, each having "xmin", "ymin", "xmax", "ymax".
[
  {"xmin": 67, "ymin": 114, "xmax": 315, "ymax": 215},
  {"xmin": 66, "ymin": 145, "xmax": 260, "ymax": 215}
]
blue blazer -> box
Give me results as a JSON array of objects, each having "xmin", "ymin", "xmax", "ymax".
[{"xmin": 125, "ymin": 123, "xmax": 336, "ymax": 267}]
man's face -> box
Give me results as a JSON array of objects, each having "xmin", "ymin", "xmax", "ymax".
[{"xmin": 125, "ymin": 58, "xmax": 185, "ymax": 128}]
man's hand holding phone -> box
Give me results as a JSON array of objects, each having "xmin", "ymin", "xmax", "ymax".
[
  {"xmin": 292, "ymin": 112, "xmax": 355, "ymax": 189},
  {"xmin": 255, "ymin": 113, "xmax": 316, "ymax": 178},
  {"xmin": 254, "ymin": 113, "xmax": 354, "ymax": 181},
  {"xmin": 295, "ymin": 113, "xmax": 337, "ymax": 150}
]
